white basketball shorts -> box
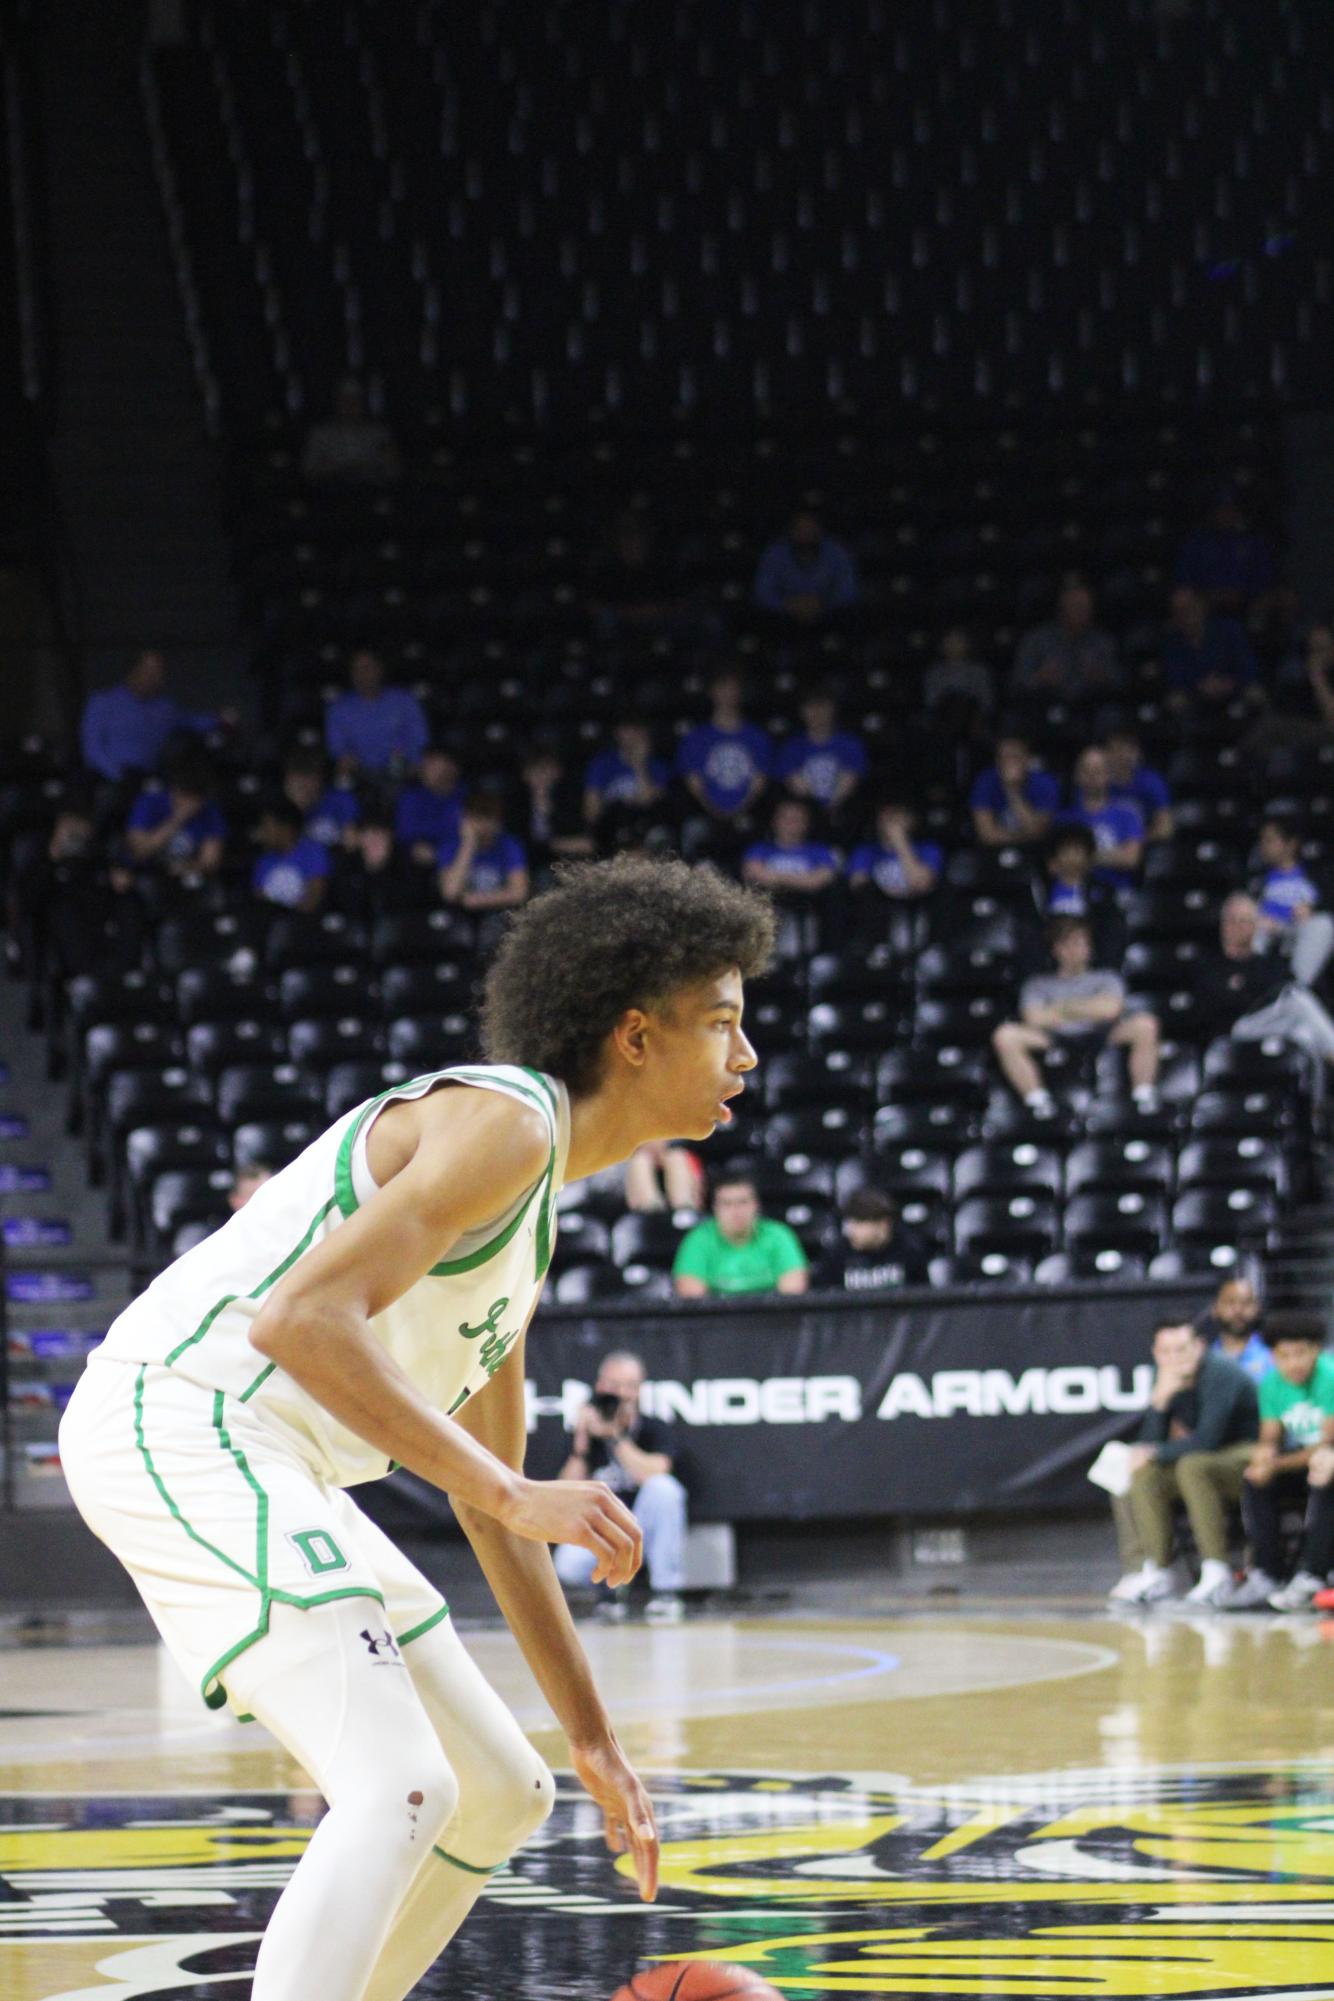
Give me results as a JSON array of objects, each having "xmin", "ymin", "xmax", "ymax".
[{"xmin": 58, "ymin": 1353, "xmax": 448, "ymax": 1713}]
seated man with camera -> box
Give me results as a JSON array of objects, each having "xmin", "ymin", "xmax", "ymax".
[{"xmin": 554, "ymin": 1350, "xmax": 688, "ymax": 1624}]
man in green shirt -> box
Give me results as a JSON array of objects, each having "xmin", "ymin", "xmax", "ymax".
[
  {"xmin": 1219, "ymin": 1313, "xmax": 1334, "ymax": 1611},
  {"xmin": 672, "ymin": 1172, "xmax": 809, "ymax": 1298}
]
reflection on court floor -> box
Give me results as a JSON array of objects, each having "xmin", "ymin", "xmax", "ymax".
[{"xmin": 5, "ymin": 1609, "xmax": 1334, "ymax": 1998}]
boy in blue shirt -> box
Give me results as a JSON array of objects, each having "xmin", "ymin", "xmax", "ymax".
[
  {"xmin": 282, "ymin": 748, "xmax": 360, "ymax": 851},
  {"xmin": 396, "ymin": 746, "xmax": 466, "ymax": 864},
  {"xmin": 437, "ymin": 793, "xmax": 529, "ymax": 913},
  {"xmin": 742, "ymin": 800, "xmax": 839, "ymax": 894},
  {"xmin": 774, "ymin": 690, "xmax": 866, "ymax": 821},
  {"xmin": 676, "ymin": 672, "xmax": 772, "ymax": 821},
  {"xmin": 1255, "ymin": 816, "xmax": 1334, "ymax": 989},
  {"xmin": 252, "ymin": 798, "xmax": 331, "ymax": 912},
  {"xmin": 848, "ymin": 801, "xmax": 943, "ymax": 901},
  {"xmin": 970, "ymin": 735, "xmax": 1061, "ymax": 847},
  {"xmin": 583, "ymin": 722, "xmax": 670, "ymax": 839},
  {"xmin": 1104, "ymin": 729, "xmax": 1174, "ymax": 844},
  {"xmin": 124, "ymin": 749, "xmax": 227, "ymax": 879},
  {"xmin": 1059, "ymin": 746, "xmax": 1145, "ymax": 891}
]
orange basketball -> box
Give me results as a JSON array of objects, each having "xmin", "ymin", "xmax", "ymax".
[{"xmin": 609, "ymin": 1962, "xmax": 783, "ymax": 2001}]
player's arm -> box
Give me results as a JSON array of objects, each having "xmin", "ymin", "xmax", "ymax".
[
  {"xmin": 246, "ymin": 1088, "xmax": 640, "ymax": 1581},
  {"xmin": 453, "ymin": 1346, "xmax": 659, "ymax": 1901}
]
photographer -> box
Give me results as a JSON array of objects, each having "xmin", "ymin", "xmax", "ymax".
[{"xmin": 554, "ymin": 1352, "xmax": 687, "ymax": 1624}]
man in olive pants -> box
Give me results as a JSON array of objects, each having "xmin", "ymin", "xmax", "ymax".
[{"xmin": 1109, "ymin": 1321, "xmax": 1259, "ymax": 1606}]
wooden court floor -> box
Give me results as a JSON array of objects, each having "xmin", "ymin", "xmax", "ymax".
[{"xmin": 4, "ymin": 1602, "xmax": 1334, "ymax": 1999}]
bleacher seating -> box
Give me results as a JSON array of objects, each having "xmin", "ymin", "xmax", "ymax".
[{"xmin": 1, "ymin": 0, "xmax": 1328, "ymax": 1299}]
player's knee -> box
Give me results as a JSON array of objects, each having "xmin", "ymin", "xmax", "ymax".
[
  {"xmin": 370, "ymin": 1720, "xmax": 460, "ymax": 1846},
  {"xmin": 992, "ymin": 1021, "xmax": 1017, "ymax": 1055},
  {"xmin": 461, "ymin": 1743, "xmax": 555, "ymax": 1863}
]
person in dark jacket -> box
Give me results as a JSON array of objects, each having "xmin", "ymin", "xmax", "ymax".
[
  {"xmin": 1109, "ymin": 1321, "xmax": 1258, "ymax": 1606},
  {"xmin": 814, "ymin": 1187, "xmax": 931, "ymax": 1291},
  {"xmin": 1199, "ymin": 896, "xmax": 1334, "ymax": 1081}
]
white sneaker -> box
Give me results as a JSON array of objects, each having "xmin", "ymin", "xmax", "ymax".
[
  {"xmin": 1108, "ymin": 1570, "xmax": 1150, "ymax": 1602},
  {"xmin": 1132, "ymin": 1086, "xmax": 1161, "ymax": 1113},
  {"xmin": 1267, "ymin": 1571, "xmax": 1325, "ymax": 1613},
  {"xmin": 1185, "ymin": 1561, "xmax": 1234, "ymax": 1605},
  {"xmin": 1217, "ymin": 1570, "xmax": 1281, "ymax": 1611},
  {"xmin": 1117, "ymin": 1562, "xmax": 1177, "ymax": 1604},
  {"xmin": 645, "ymin": 1593, "xmax": 685, "ymax": 1624}
]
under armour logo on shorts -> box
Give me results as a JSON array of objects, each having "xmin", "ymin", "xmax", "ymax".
[{"xmin": 361, "ymin": 1627, "xmax": 402, "ymax": 1663}]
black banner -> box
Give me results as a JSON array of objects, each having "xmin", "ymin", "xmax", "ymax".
[{"xmin": 513, "ymin": 1283, "xmax": 1199, "ymax": 1519}]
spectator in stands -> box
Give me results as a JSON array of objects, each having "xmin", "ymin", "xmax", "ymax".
[
  {"xmin": 6, "ymin": 788, "xmax": 99, "ymax": 978},
  {"xmin": 514, "ymin": 742, "xmax": 595, "ymax": 877},
  {"xmin": 393, "ymin": 745, "xmax": 466, "ymax": 865},
  {"xmin": 584, "ymin": 722, "xmax": 671, "ymax": 846},
  {"xmin": 676, "ymin": 671, "xmax": 772, "ymax": 855},
  {"xmin": 282, "ymin": 747, "xmax": 360, "ymax": 850},
  {"xmin": 1176, "ymin": 488, "xmax": 1276, "ymax": 614},
  {"xmin": 1032, "ymin": 824, "xmax": 1126, "ymax": 964},
  {"xmin": 754, "ymin": 511, "xmax": 860, "ymax": 623},
  {"xmin": 742, "ymin": 800, "xmax": 839, "ymax": 897},
  {"xmin": 1059, "ymin": 747, "xmax": 1146, "ymax": 891},
  {"xmin": 970, "ymin": 734, "xmax": 1060, "ymax": 847},
  {"xmin": 1162, "ymin": 585, "xmax": 1259, "ymax": 713},
  {"xmin": 325, "ymin": 648, "xmax": 429, "ymax": 779},
  {"xmin": 1195, "ymin": 1276, "xmax": 1270, "ymax": 1384},
  {"xmin": 251, "ymin": 797, "xmax": 330, "ymax": 912},
  {"xmin": 847, "ymin": 800, "xmax": 942, "ymax": 903},
  {"xmin": 993, "ymin": 916, "xmax": 1160, "ymax": 1118},
  {"xmin": 1253, "ymin": 815, "xmax": 1334, "ymax": 989},
  {"xmin": 1108, "ymin": 1320, "xmax": 1259, "ymax": 1605},
  {"xmin": 300, "ymin": 376, "xmax": 402, "ymax": 486},
  {"xmin": 555, "ymin": 1350, "xmax": 686, "ymax": 1623},
  {"xmin": 1011, "ymin": 574, "xmax": 1123, "ymax": 699},
  {"xmin": 673, "ymin": 1171, "xmax": 809, "ymax": 1298},
  {"xmin": 123, "ymin": 748, "xmax": 227, "ymax": 879},
  {"xmin": 228, "ymin": 1161, "xmax": 275, "ymax": 1212},
  {"xmin": 588, "ymin": 512, "xmax": 692, "ymax": 640},
  {"xmin": 1198, "ymin": 895, "xmax": 1334, "ymax": 1079},
  {"xmin": 437, "ymin": 791, "xmax": 529, "ymax": 912},
  {"xmin": 80, "ymin": 649, "xmax": 221, "ymax": 784},
  {"xmin": 922, "ymin": 625, "xmax": 996, "ymax": 734},
  {"xmin": 1104, "ymin": 728, "xmax": 1174, "ymax": 843},
  {"xmin": 1219, "ymin": 1314, "xmax": 1334, "ymax": 1611},
  {"xmin": 814, "ymin": 1187, "xmax": 930, "ymax": 1289},
  {"xmin": 774, "ymin": 689, "xmax": 867, "ymax": 821},
  {"xmin": 1273, "ymin": 620, "xmax": 1334, "ymax": 737},
  {"xmin": 625, "ymin": 1141, "xmax": 705, "ymax": 1219},
  {"xmin": 332, "ymin": 807, "xmax": 422, "ymax": 921}
]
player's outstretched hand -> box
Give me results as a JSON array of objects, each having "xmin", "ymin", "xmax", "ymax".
[
  {"xmin": 571, "ymin": 1733, "xmax": 659, "ymax": 1903},
  {"xmin": 499, "ymin": 1475, "xmax": 644, "ymax": 1586}
]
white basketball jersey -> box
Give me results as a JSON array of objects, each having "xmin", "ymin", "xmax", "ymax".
[{"xmin": 97, "ymin": 1064, "xmax": 568, "ymax": 1486}]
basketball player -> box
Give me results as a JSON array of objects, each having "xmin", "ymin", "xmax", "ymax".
[{"xmin": 58, "ymin": 855, "xmax": 773, "ymax": 2001}]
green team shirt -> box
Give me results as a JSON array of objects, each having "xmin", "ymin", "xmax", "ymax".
[
  {"xmin": 1259, "ymin": 1351, "xmax": 1334, "ymax": 1450},
  {"xmin": 672, "ymin": 1216, "xmax": 808, "ymax": 1295}
]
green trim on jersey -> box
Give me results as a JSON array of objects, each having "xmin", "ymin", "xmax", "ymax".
[
  {"xmin": 132, "ymin": 1367, "xmax": 258, "ymax": 1589},
  {"xmin": 163, "ymin": 1194, "xmax": 339, "ymax": 1370},
  {"xmin": 133, "ymin": 1365, "xmax": 389, "ymax": 1709},
  {"xmin": 332, "ymin": 1063, "xmax": 559, "ymax": 1280},
  {"xmin": 397, "ymin": 1601, "xmax": 451, "ymax": 1647}
]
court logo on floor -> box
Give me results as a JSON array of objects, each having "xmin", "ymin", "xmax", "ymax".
[{"xmin": 5, "ymin": 1770, "xmax": 1334, "ymax": 1996}]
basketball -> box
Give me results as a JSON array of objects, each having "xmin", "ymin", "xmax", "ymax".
[{"xmin": 610, "ymin": 1961, "xmax": 783, "ymax": 2001}]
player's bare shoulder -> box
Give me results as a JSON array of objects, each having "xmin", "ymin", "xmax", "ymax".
[{"xmin": 371, "ymin": 1078, "xmax": 552, "ymax": 1212}]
